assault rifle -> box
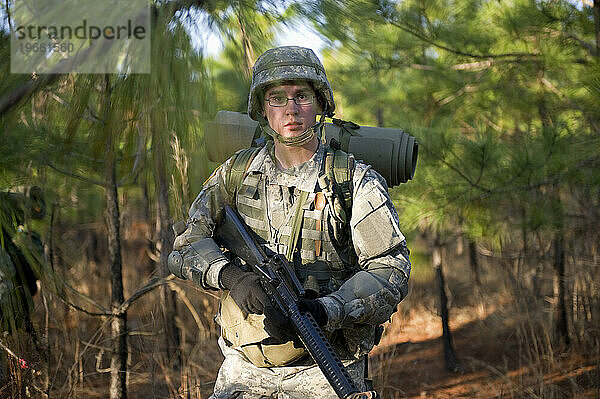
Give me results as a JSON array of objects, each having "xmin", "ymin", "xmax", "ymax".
[{"xmin": 213, "ymin": 205, "xmax": 377, "ymax": 399}]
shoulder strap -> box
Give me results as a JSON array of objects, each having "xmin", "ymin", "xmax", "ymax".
[
  {"xmin": 286, "ymin": 190, "xmax": 310, "ymax": 261},
  {"xmin": 322, "ymin": 147, "xmax": 358, "ymax": 267},
  {"xmin": 332, "ymin": 149, "xmax": 354, "ymax": 214},
  {"xmin": 331, "ymin": 118, "xmax": 361, "ymax": 152},
  {"xmin": 324, "ymin": 148, "xmax": 354, "ymax": 222},
  {"xmin": 225, "ymin": 147, "xmax": 262, "ymax": 198}
]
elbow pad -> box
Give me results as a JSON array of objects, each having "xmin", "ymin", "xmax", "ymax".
[
  {"xmin": 168, "ymin": 238, "xmax": 228, "ymax": 289},
  {"xmin": 322, "ymin": 268, "xmax": 407, "ymax": 329}
]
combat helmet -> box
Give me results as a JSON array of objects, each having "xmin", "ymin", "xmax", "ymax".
[{"xmin": 248, "ymin": 46, "xmax": 335, "ymax": 121}]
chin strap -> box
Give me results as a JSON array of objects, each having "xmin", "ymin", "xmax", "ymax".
[{"xmin": 258, "ymin": 110, "xmax": 328, "ymax": 147}]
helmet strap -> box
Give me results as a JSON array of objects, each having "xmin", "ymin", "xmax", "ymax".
[{"xmin": 257, "ymin": 111, "xmax": 327, "ymax": 147}]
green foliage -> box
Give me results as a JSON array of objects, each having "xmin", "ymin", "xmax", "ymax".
[
  {"xmin": 295, "ymin": 0, "xmax": 599, "ymax": 251},
  {"xmin": 0, "ymin": 0, "xmax": 598, "ymax": 394},
  {"xmin": 207, "ymin": 1, "xmax": 278, "ymax": 113}
]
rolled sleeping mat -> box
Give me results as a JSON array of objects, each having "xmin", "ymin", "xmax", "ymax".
[
  {"xmin": 322, "ymin": 122, "xmax": 418, "ymax": 186},
  {"xmin": 204, "ymin": 111, "xmax": 418, "ymax": 187},
  {"xmin": 204, "ymin": 111, "xmax": 261, "ymax": 164}
]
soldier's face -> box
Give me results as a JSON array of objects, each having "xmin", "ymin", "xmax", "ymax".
[{"xmin": 263, "ymin": 82, "xmax": 321, "ymax": 139}]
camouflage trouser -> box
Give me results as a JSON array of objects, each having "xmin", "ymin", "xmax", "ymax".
[{"xmin": 209, "ymin": 337, "xmax": 366, "ymax": 399}]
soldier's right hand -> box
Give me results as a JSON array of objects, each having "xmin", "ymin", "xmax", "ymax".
[{"xmin": 220, "ymin": 264, "xmax": 270, "ymax": 314}]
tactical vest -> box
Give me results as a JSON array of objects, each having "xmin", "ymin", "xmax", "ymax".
[{"xmin": 219, "ymin": 144, "xmax": 359, "ymax": 367}]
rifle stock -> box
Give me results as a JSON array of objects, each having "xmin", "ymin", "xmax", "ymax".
[{"xmin": 213, "ymin": 205, "xmax": 377, "ymax": 399}]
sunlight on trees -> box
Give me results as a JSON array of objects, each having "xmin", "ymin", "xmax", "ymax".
[{"xmin": 1, "ymin": 0, "xmax": 598, "ymax": 397}]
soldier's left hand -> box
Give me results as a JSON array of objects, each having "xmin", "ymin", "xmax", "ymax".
[
  {"xmin": 262, "ymin": 306, "xmax": 296, "ymax": 344},
  {"xmin": 298, "ymin": 298, "xmax": 328, "ymax": 326}
]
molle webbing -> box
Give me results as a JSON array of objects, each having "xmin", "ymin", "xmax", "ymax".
[
  {"xmin": 286, "ymin": 190, "xmax": 309, "ymax": 261},
  {"xmin": 227, "ymin": 145, "xmax": 357, "ymax": 294},
  {"xmin": 333, "ymin": 150, "xmax": 354, "ymax": 215}
]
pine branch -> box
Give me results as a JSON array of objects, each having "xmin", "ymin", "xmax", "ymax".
[
  {"xmin": 595, "ymin": 0, "xmax": 600, "ymax": 57},
  {"xmin": 115, "ymin": 275, "xmax": 174, "ymax": 315},
  {"xmin": 436, "ymin": 84, "xmax": 477, "ymax": 107},
  {"xmin": 60, "ymin": 279, "xmax": 109, "ymax": 313},
  {"xmin": 55, "ymin": 293, "xmax": 111, "ymax": 317},
  {"xmin": 421, "ymin": 141, "xmax": 492, "ymax": 194},
  {"xmin": 116, "ymin": 125, "xmax": 146, "ymax": 187},
  {"xmin": 49, "ymin": 92, "xmax": 103, "ymax": 123},
  {"xmin": 541, "ymin": 28, "xmax": 598, "ymax": 58},
  {"xmin": 43, "ymin": 159, "xmax": 107, "ymax": 187},
  {"xmin": 386, "ymin": 19, "xmax": 540, "ymax": 60},
  {"xmin": 4, "ymin": 0, "xmax": 13, "ymax": 32},
  {"xmin": 169, "ymin": 281, "xmax": 211, "ymax": 333},
  {"xmin": 538, "ymin": 76, "xmax": 600, "ymax": 134},
  {"xmin": 453, "ymin": 155, "xmax": 600, "ymax": 205},
  {"xmin": 377, "ymin": 56, "xmax": 535, "ymax": 75},
  {"xmin": 0, "ymin": 0, "xmax": 209, "ymax": 118},
  {"xmin": 0, "ymin": 74, "xmax": 62, "ymax": 117},
  {"xmin": 453, "ymin": 60, "xmax": 494, "ymax": 71}
]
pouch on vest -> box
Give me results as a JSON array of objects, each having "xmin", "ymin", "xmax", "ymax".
[{"xmin": 219, "ymin": 291, "xmax": 306, "ymax": 367}]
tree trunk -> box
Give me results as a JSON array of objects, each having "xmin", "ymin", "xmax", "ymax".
[
  {"xmin": 538, "ymin": 88, "xmax": 570, "ymax": 347},
  {"xmin": 553, "ymin": 207, "xmax": 570, "ymax": 346},
  {"xmin": 0, "ymin": 73, "xmax": 60, "ymax": 117},
  {"xmin": 433, "ymin": 238, "xmax": 461, "ymax": 372},
  {"xmin": 468, "ymin": 238, "xmax": 481, "ymax": 290},
  {"xmin": 151, "ymin": 117, "xmax": 181, "ymax": 370},
  {"xmin": 141, "ymin": 173, "xmax": 151, "ymax": 222},
  {"xmin": 375, "ymin": 107, "xmax": 384, "ymax": 127},
  {"xmin": 102, "ymin": 75, "xmax": 127, "ymax": 399},
  {"xmin": 594, "ymin": 0, "xmax": 599, "ymax": 57},
  {"xmin": 237, "ymin": 9, "xmax": 255, "ymax": 79}
]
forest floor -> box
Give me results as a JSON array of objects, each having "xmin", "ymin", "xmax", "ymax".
[
  {"xmin": 3, "ymin": 225, "xmax": 599, "ymax": 399},
  {"xmin": 3, "ymin": 282, "xmax": 599, "ymax": 398},
  {"xmin": 172, "ymin": 299, "xmax": 598, "ymax": 399},
  {"xmin": 369, "ymin": 304, "xmax": 600, "ymax": 399}
]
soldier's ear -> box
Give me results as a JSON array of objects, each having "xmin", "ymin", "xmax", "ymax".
[
  {"xmin": 315, "ymin": 93, "xmax": 324, "ymax": 115},
  {"xmin": 315, "ymin": 99, "xmax": 323, "ymax": 115}
]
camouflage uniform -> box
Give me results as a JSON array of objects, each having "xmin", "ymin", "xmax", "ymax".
[
  {"xmin": 173, "ymin": 143, "xmax": 409, "ymax": 397},
  {"xmin": 170, "ymin": 46, "xmax": 410, "ymax": 398},
  {"xmin": 210, "ymin": 336, "xmax": 366, "ymax": 399}
]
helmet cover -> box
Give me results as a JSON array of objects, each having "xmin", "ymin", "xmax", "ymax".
[{"xmin": 248, "ymin": 46, "xmax": 335, "ymax": 121}]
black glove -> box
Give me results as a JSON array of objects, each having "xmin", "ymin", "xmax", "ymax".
[
  {"xmin": 262, "ymin": 306, "xmax": 297, "ymax": 345},
  {"xmin": 262, "ymin": 299, "xmax": 328, "ymax": 346},
  {"xmin": 298, "ymin": 298, "xmax": 328, "ymax": 327},
  {"xmin": 220, "ymin": 264, "xmax": 270, "ymax": 315}
]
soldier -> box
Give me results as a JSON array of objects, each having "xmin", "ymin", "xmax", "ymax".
[{"xmin": 169, "ymin": 46, "xmax": 411, "ymax": 399}]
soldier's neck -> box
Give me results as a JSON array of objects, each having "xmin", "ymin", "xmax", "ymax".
[{"xmin": 273, "ymin": 137, "xmax": 319, "ymax": 170}]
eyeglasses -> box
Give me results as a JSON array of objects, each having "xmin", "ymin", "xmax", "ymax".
[{"xmin": 264, "ymin": 93, "xmax": 315, "ymax": 107}]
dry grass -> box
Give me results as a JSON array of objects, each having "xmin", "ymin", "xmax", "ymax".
[
  {"xmin": 1, "ymin": 218, "xmax": 599, "ymax": 398},
  {"xmin": 366, "ymin": 236, "xmax": 600, "ymax": 399}
]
